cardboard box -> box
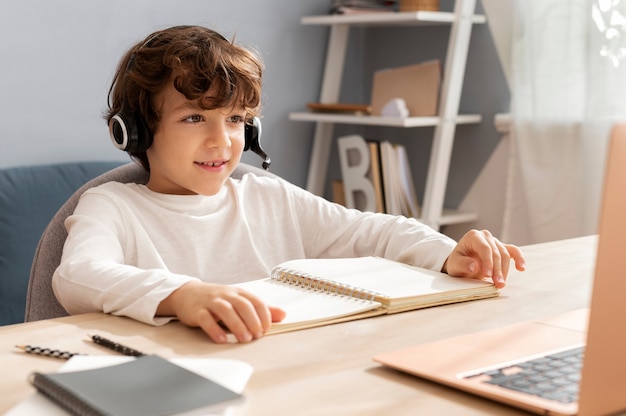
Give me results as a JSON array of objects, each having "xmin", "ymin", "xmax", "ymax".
[{"xmin": 370, "ymin": 60, "xmax": 441, "ymax": 117}]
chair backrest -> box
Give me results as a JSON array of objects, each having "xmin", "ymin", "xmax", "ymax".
[
  {"xmin": 24, "ymin": 161, "xmax": 277, "ymax": 322},
  {"xmin": 0, "ymin": 161, "xmax": 124, "ymax": 326}
]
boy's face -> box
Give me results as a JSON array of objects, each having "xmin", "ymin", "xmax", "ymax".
[{"xmin": 146, "ymin": 82, "xmax": 246, "ymax": 195}]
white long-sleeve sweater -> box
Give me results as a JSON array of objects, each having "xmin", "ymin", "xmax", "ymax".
[{"xmin": 52, "ymin": 173, "xmax": 456, "ymax": 325}]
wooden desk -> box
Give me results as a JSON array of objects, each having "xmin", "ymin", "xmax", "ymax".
[{"xmin": 0, "ymin": 236, "xmax": 596, "ymax": 415}]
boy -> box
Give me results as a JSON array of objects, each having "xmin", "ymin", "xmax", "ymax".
[{"xmin": 53, "ymin": 26, "xmax": 525, "ymax": 344}]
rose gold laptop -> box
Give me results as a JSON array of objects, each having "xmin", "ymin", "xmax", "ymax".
[{"xmin": 373, "ymin": 124, "xmax": 626, "ymax": 416}]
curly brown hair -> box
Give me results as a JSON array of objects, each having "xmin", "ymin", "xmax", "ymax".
[{"xmin": 106, "ymin": 25, "xmax": 263, "ymax": 170}]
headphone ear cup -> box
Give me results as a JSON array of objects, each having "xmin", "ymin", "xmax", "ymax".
[{"xmin": 109, "ymin": 112, "xmax": 152, "ymax": 152}]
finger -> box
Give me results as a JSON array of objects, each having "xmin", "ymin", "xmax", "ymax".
[
  {"xmin": 481, "ymin": 230, "xmax": 505, "ymax": 287},
  {"xmin": 218, "ymin": 296, "xmax": 260, "ymax": 343},
  {"xmin": 242, "ymin": 293, "xmax": 273, "ymax": 336},
  {"xmin": 495, "ymin": 239, "xmax": 511, "ymax": 280},
  {"xmin": 449, "ymin": 255, "xmax": 481, "ymax": 278},
  {"xmin": 240, "ymin": 294, "xmax": 272, "ymax": 339},
  {"xmin": 269, "ymin": 306, "xmax": 287, "ymax": 323},
  {"xmin": 195, "ymin": 308, "xmax": 229, "ymax": 344},
  {"xmin": 506, "ymin": 244, "xmax": 526, "ymax": 271},
  {"xmin": 471, "ymin": 230, "xmax": 494, "ymax": 278}
]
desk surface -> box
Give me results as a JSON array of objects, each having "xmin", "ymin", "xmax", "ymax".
[{"xmin": 0, "ymin": 236, "xmax": 596, "ymax": 415}]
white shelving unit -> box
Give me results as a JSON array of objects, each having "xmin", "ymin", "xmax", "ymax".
[{"xmin": 289, "ymin": 0, "xmax": 483, "ymax": 230}]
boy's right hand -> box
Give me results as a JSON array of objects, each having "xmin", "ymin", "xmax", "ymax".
[{"xmin": 157, "ymin": 281, "xmax": 286, "ymax": 344}]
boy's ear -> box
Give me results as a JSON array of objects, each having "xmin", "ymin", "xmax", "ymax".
[
  {"xmin": 244, "ymin": 117, "xmax": 270, "ymax": 170},
  {"xmin": 109, "ymin": 111, "xmax": 152, "ymax": 153}
]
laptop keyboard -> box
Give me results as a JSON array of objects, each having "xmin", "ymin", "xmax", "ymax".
[{"xmin": 465, "ymin": 346, "xmax": 584, "ymax": 404}]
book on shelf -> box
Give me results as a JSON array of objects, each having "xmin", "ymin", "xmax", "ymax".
[
  {"xmin": 234, "ymin": 256, "xmax": 499, "ymax": 335},
  {"xmin": 332, "ymin": 180, "xmax": 347, "ymax": 206},
  {"xmin": 382, "ymin": 141, "xmax": 420, "ymax": 218},
  {"xmin": 370, "ymin": 60, "xmax": 441, "ymax": 117},
  {"xmin": 24, "ymin": 355, "xmax": 246, "ymax": 416},
  {"xmin": 306, "ymin": 102, "xmax": 371, "ymax": 114},
  {"xmin": 379, "ymin": 140, "xmax": 403, "ymax": 215},
  {"xmin": 367, "ymin": 139, "xmax": 386, "ymax": 213},
  {"xmin": 397, "ymin": 144, "xmax": 420, "ymax": 217},
  {"xmin": 330, "ymin": 0, "xmax": 397, "ymax": 15}
]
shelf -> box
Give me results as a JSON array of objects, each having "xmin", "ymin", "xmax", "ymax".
[
  {"xmin": 301, "ymin": 11, "xmax": 486, "ymax": 27},
  {"xmin": 437, "ymin": 209, "xmax": 478, "ymax": 226},
  {"xmin": 289, "ymin": 112, "xmax": 482, "ymax": 127},
  {"xmin": 298, "ymin": 1, "xmax": 482, "ymax": 230}
]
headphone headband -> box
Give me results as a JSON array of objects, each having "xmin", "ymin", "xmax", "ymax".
[{"xmin": 108, "ymin": 27, "xmax": 270, "ymax": 169}]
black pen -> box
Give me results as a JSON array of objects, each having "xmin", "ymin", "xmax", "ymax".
[{"xmin": 89, "ymin": 334, "xmax": 146, "ymax": 357}]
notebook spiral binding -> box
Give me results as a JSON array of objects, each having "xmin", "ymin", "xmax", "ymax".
[
  {"xmin": 30, "ymin": 372, "xmax": 105, "ymax": 416},
  {"xmin": 270, "ymin": 267, "xmax": 382, "ymax": 302}
]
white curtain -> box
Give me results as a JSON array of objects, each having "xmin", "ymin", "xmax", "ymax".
[{"xmin": 502, "ymin": 0, "xmax": 626, "ymax": 245}]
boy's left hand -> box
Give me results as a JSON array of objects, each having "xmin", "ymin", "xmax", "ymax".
[{"xmin": 442, "ymin": 229, "xmax": 526, "ymax": 288}]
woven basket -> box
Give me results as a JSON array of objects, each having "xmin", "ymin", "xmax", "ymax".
[{"xmin": 399, "ymin": 0, "xmax": 440, "ymax": 11}]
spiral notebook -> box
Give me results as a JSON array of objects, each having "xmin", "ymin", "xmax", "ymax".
[
  {"xmin": 235, "ymin": 256, "xmax": 498, "ymax": 334},
  {"xmin": 27, "ymin": 355, "xmax": 243, "ymax": 416}
]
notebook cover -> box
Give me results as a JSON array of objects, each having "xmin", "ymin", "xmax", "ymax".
[{"xmin": 31, "ymin": 354, "xmax": 241, "ymax": 416}]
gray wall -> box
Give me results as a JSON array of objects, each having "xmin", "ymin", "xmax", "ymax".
[
  {"xmin": 0, "ymin": 0, "xmax": 508, "ymax": 211},
  {"xmin": 0, "ymin": 0, "xmax": 331, "ymax": 187}
]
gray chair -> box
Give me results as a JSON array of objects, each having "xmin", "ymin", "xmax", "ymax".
[{"xmin": 24, "ymin": 161, "xmax": 276, "ymax": 322}]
